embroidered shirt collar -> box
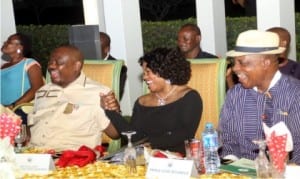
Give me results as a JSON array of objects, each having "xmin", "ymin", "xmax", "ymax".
[{"xmin": 68, "ymin": 72, "xmax": 87, "ymax": 87}]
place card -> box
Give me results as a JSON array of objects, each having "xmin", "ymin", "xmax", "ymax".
[
  {"xmin": 146, "ymin": 157, "xmax": 198, "ymax": 179},
  {"xmin": 15, "ymin": 153, "xmax": 55, "ymax": 174}
]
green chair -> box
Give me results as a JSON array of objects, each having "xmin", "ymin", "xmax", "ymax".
[
  {"xmin": 82, "ymin": 59, "xmax": 124, "ymax": 153},
  {"xmin": 187, "ymin": 58, "xmax": 227, "ymax": 139}
]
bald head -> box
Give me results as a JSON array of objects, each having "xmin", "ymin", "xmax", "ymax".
[
  {"xmin": 267, "ymin": 27, "xmax": 291, "ymax": 64},
  {"xmin": 177, "ymin": 23, "xmax": 202, "ymax": 58},
  {"xmin": 48, "ymin": 45, "xmax": 84, "ymax": 87},
  {"xmin": 100, "ymin": 32, "xmax": 111, "ymax": 58},
  {"xmin": 55, "ymin": 45, "xmax": 84, "ymax": 62},
  {"xmin": 267, "ymin": 27, "xmax": 290, "ymax": 48}
]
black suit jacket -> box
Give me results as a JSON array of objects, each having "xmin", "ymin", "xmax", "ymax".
[{"xmin": 106, "ymin": 55, "xmax": 127, "ymax": 100}]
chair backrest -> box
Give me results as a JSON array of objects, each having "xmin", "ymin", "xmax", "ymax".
[
  {"xmin": 82, "ymin": 60, "xmax": 124, "ymax": 101},
  {"xmin": 188, "ymin": 58, "xmax": 227, "ymax": 139},
  {"xmin": 82, "ymin": 60, "xmax": 124, "ymax": 153}
]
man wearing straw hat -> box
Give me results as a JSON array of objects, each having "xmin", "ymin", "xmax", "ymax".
[{"xmin": 219, "ymin": 30, "xmax": 300, "ymax": 164}]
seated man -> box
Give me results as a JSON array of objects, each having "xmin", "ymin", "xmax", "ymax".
[
  {"xmin": 219, "ymin": 30, "xmax": 300, "ymax": 164},
  {"xmin": 28, "ymin": 45, "xmax": 120, "ymax": 151}
]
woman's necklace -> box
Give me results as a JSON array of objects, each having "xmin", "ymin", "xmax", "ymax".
[{"xmin": 155, "ymin": 86, "xmax": 177, "ymax": 106}]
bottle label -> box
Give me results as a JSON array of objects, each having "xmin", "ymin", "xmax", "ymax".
[{"xmin": 203, "ymin": 134, "xmax": 218, "ymax": 148}]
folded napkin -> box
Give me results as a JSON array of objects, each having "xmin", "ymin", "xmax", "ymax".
[
  {"xmin": 263, "ymin": 122, "xmax": 293, "ymax": 172},
  {"xmin": 56, "ymin": 145, "xmax": 96, "ymax": 168},
  {"xmin": 0, "ymin": 111, "xmax": 22, "ymax": 144},
  {"xmin": 143, "ymin": 146, "xmax": 183, "ymax": 165}
]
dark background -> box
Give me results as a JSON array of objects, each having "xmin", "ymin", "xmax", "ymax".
[{"xmin": 13, "ymin": 0, "xmax": 300, "ymax": 25}]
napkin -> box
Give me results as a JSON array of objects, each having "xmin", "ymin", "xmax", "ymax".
[
  {"xmin": 56, "ymin": 145, "xmax": 96, "ymax": 168},
  {"xmin": 263, "ymin": 122, "xmax": 293, "ymax": 172},
  {"xmin": 0, "ymin": 108, "xmax": 22, "ymax": 144},
  {"xmin": 143, "ymin": 146, "xmax": 183, "ymax": 165},
  {"xmin": 0, "ymin": 137, "xmax": 23, "ymax": 179}
]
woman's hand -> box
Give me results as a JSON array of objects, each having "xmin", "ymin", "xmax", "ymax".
[{"xmin": 100, "ymin": 91, "xmax": 121, "ymax": 113}]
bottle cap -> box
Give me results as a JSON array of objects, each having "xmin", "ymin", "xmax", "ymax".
[{"xmin": 205, "ymin": 122, "xmax": 213, "ymax": 128}]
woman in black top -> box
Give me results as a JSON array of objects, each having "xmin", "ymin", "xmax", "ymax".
[{"xmin": 106, "ymin": 47, "xmax": 203, "ymax": 155}]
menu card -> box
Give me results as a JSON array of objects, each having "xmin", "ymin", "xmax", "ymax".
[
  {"xmin": 15, "ymin": 153, "xmax": 55, "ymax": 174},
  {"xmin": 146, "ymin": 157, "xmax": 198, "ymax": 179}
]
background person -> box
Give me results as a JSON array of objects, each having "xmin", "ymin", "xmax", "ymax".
[
  {"xmin": 231, "ymin": 0, "xmax": 256, "ymax": 16},
  {"xmin": 100, "ymin": 32, "xmax": 127, "ymax": 100},
  {"xmin": 106, "ymin": 47, "xmax": 203, "ymax": 155},
  {"xmin": 0, "ymin": 33, "xmax": 44, "ymax": 124},
  {"xmin": 267, "ymin": 27, "xmax": 300, "ymax": 80},
  {"xmin": 177, "ymin": 23, "xmax": 218, "ymax": 59},
  {"xmin": 219, "ymin": 30, "xmax": 300, "ymax": 164},
  {"xmin": 28, "ymin": 45, "xmax": 120, "ymax": 151}
]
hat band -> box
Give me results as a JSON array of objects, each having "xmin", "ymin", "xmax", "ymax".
[{"xmin": 235, "ymin": 46, "xmax": 277, "ymax": 53}]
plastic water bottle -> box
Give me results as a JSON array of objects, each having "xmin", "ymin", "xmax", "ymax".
[{"xmin": 202, "ymin": 122, "xmax": 220, "ymax": 174}]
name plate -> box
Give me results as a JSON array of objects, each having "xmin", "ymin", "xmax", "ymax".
[
  {"xmin": 146, "ymin": 157, "xmax": 198, "ymax": 179},
  {"xmin": 16, "ymin": 154, "xmax": 55, "ymax": 174}
]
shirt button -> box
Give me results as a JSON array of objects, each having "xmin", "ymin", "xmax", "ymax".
[{"xmin": 167, "ymin": 131, "xmax": 172, "ymax": 135}]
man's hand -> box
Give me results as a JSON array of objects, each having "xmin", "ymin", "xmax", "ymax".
[{"xmin": 100, "ymin": 91, "xmax": 121, "ymax": 113}]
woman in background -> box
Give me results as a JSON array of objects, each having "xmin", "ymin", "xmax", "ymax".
[{"xmin": 1, "ymin": 33, "xmax": 44, "ymax": 124}]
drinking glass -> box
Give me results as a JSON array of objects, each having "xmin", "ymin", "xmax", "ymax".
[
  {"xmin": 15, "ymin": 124, "xmax": 27, "ymax": 153},
  {"xmin": 252, "ymin": 139, "xmax": 270, "ymax": 179},
  {"xmin": 121, "ymin": 131, "xmax": 137, "ymax": 174}
]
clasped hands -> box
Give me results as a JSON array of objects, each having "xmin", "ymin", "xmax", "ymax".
[{"xmin": 100, "ymin": 91, "xmax": 121, "ymax": 113}]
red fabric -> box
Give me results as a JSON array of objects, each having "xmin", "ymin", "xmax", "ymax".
[
  {"xmin": 153, "ymin": 151, "xmax": 168, "ymax": 158},
  {"xmin": 55, "ymin": 145, "xmax": 96, "ymax": 168},
  {"xmin": 0, "ymin": 113, "xmax": 22, "ymax": 144},
  {"xmin": 94, "ymin": 145, "xmax": 106, "ymax": 157},
  {"xmin": 266, "ymin": 131, "xmax": 288, "ymax": 172}
]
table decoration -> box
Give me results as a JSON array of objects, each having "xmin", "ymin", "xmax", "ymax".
[
  {"xmin": 56, "ymin": 145, "xmax": 96, "ymax": 168},
  {"xmin": 263, "ymin": 122, "xmax": 293, "ymax": 178},
  {"xmin": 0, "ymin": 107, "xmax": 23, "ymax": 179},
  {"xmin": 23, "ymin": 161, "xmax": 146, "ymax": 178}
]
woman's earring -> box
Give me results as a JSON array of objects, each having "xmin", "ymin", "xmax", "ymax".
[
  {"xmin": 17, "ymin": 49, "xmax": 21, "ymax": 54},
  {"xmin": 165, "ymin": 79, "xmax": 171, "ymax": 85}
]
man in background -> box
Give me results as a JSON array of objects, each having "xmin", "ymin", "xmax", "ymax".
[
  {"xmin": 100, "ymin": 32, "xmax": 127, "ymax": 100},
  {"xmin": 177, "ymin": 23, "xmax": 218, "ymax": 59},
  {"xmin": 267, "ymin": 27, "xmax": 300, "ymax": 80}
]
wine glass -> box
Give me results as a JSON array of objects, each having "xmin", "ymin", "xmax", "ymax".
[
  {"xmin": 252, "ymin": 139, "xmax": 270, "ymax": 178},
  {"xmin": 15, "ymin": 124, "xmax": 27, "ymax": 153},
  {"xmin": 121, "ymin": 131, "xmax": 137, "ymax": 174}
]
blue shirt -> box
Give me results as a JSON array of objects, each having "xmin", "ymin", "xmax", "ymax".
[
  {"xmin": 1, "ymin": 58, "xmax": 37, "ymax": 105},
  {"xmin": 219, "ymin": 74, "xmax": 300, "ymax": 164}
]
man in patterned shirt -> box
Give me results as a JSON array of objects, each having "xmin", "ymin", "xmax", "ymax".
[{"xmin": 219, "ymin": 30, "xmax": 300, "ymax": 164}]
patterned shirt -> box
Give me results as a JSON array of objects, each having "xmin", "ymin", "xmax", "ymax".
[
  {"xmin": 28, "ymin": 72, "xmax": 111, "ymax": 151},
  {"xmin": 219, "ymin": 74, "xmax": 300, "ymax": 164}
]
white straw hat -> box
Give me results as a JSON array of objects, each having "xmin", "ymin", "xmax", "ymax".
[{"xmin": 226, "ymin": 30, "xmax": 285, "ymax": 57}]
